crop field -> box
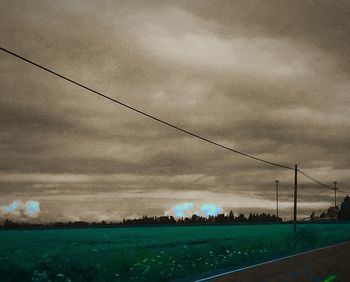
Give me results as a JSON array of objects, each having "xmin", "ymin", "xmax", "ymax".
[{"xmin": 0, "ymin": 223, "xmax": 350, "ymax": 281}]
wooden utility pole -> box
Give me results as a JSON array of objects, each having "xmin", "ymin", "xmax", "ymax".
[
  {"xmin": 275, "ymin": 180, "xmax": 279, "ymax": 220},
  {"xmin": 334, "ymin": 181, "xmax": 338, "ymax": 207},
  {"xmin": 293, "ymin": 164, "xmax": 298, "ymax": 233}
]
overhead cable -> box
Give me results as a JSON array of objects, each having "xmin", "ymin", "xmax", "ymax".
[{"xmin": 0, "ymin": 46, "xmax": 294, "ymax": 170}]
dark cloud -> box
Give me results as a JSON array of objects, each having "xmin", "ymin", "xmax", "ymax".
[
  {"xmin": 183, "ymin": 0, "xmax": 350, "ymax": 71},
  {"xmin": 0, "ymin": 0, "xmax": 349, "ymax": 221}
]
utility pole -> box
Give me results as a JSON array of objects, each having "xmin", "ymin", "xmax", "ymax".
[
  {"xmin": 275, "ymin": 180, "xmax": 279, "ymax": 221},
  {"xmin": 334, "ymin": 181, "xmax": 338, "ymax": 207},
  {"xmin": 293, "ymin": 164, "xmax": 298, "ymax": 233}
]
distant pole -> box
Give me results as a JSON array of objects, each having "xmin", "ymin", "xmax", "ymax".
[
  {"xmin": 293, "ymin": 164, "xmax": 298, "ymax": 233},
  {"xmin": 275, "ymin": 180, "xmax": 279, "ymax": 220},
  {"xmin": 334, "ymin": 181, "xmax": 338, "ymax": 207}
]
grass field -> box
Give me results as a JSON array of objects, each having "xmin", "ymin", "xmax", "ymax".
[{"xmin": 0, "ymin": 223, "xmax": 350, "ymax": 281}]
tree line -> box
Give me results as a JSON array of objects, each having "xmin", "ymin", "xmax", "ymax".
[
  {"xmin": 2, "ymin": 211, "xmax": 281, "ymax": 228},
  {"xmin": 2, "ymin": 195, "xmax": 350, "ymax": 228},
  {"xmin": 310, "ymin": 195, "xmax": 350, "ymax": 221}
]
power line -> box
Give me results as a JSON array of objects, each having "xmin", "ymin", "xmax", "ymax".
[
  {"xmin": 0, "ymin": 46, "xmax": 294, "ymax": 170},
  {"xmin": 298, "ymin": 168, "xmax": 349, "ymax": 194},
  {"xmin": 297, "ymin": 169, "xmax": 333, "ymax": 190}
]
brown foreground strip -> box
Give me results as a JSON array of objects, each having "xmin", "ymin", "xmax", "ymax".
[{"xmin": 196, "ymin": 241, "xmax": 350, "ymax": 282}]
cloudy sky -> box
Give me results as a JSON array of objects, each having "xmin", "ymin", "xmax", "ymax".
[{"xmin": 0, "ymin": 0, "xmax": 349, "ymax": 222}]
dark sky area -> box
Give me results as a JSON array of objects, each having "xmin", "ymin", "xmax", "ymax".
[{"xmin": 0, "ymin": 0, "xmax": 349, "ymax": 222}]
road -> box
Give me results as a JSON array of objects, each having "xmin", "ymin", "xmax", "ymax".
[{"xmin": 196, "ymin": 241, "xmax": 350, "ymax": 282}]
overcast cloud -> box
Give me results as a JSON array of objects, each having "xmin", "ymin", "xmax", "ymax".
[{"xmin": 0, "ymin": 0, "xmax": 349, "ymax": 222}]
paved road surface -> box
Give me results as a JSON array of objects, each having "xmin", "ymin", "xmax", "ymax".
[{"xmin": 196, "ymin": 241, "xmax": 350, "ymax": 282}]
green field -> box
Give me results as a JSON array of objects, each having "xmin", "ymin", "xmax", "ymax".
[{"xmin": 0, "ymin": 223, "xmax": 350, "ymax": 281}]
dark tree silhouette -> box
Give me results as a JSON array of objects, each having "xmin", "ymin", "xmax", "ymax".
[
  {"xmin": 338, "ymin": 195, "xmax": 350, "ymax": 220},
  {"xmin": 228, "ymin": 210, "xmax": 235, "ymax": 221},
  {"xmin": 310, "ymin": 211, "xmax": 316, "ymax": 220},
  {"xmin": 1, "ymin": 210, "xmax": 284, "ymax": 229}
]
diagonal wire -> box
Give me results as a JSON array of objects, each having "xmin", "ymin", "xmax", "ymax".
[
  {"xmin": 0, "ymin": 46, "xmax": 294, "ymax": 170},
  {"xmin": 338, "ymin": 190, "xmax": 349, "ymax": 194},
  {"xmin": 297, "ymin": 169, "xmax": 333, "ymax": 190},
  {"xmin": 298, "ymin": 169, "xmax": 349, "ymax": 194}
]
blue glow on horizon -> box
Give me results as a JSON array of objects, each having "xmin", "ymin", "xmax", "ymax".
[
  {"xmin": 200, "ymin": 203, "xmax": 221, "ymax": 217},
  {"xmin": 173, "ymin": 202, "xmax": 193, "ymax": 217},
  {"xmin": 26, "ymin": 201, "xmax": 40, "ymax": 217},
  {"xmin": 1, "ymin": 201, "xmax": 20, "ymax": 213}
]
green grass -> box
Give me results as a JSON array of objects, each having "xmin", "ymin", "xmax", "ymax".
[{"xmin": 0, "ymin": 223, "xmax": 350, "ymax": 281}]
